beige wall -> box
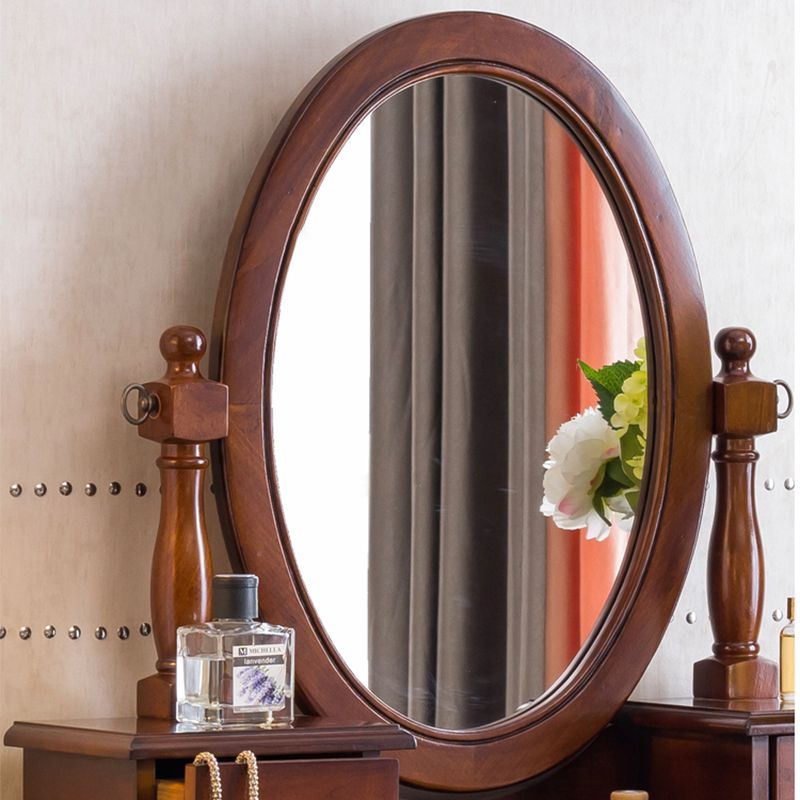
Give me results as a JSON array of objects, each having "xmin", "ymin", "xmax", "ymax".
[{"xmin": 0, "ymin": 1, "xmax": 793, "ymax": 796}]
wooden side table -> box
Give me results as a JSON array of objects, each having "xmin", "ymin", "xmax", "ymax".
[
  {"xmin": 617, "ymin": 698, "xmax": 794, "ymax": 800},
  {"xmin": 4, "ymin": 716, "xmax": 415, "ymax": 800}
]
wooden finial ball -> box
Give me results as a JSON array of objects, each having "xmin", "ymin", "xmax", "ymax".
[
  {"xmin": 159, "ymin": 325, "xmax": 206, "ymax": 363},
  {"xmin": 711, "ymin": 326, "xmax": 776, "ymax": 436},
  {"xmin": 715, "ymin": 327, "xmax": 755, "ymax": 371},
  {"xmin": 136, "ymin": 326, "xmax": 228, "ymax": 443}
]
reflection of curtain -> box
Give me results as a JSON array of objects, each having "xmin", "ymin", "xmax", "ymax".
[
  {"xmin": 368, "ymin": 77, "xmax": 548, "ymax": 729},
  {"xmin": 542, "ymin": 118, "xmax": 640, "ymax": 686},
  {"xmin": 368, "ymin": 76, "xmax": 636, "ymax": 728}
]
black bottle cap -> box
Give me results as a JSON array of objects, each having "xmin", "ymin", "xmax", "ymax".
[{"xmin": 212, "ymin": 574, "xmax": 259, "ymax": 620}]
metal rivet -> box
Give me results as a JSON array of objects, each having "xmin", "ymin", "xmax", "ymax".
[
  {"xmin": 0, "ymin": 627, "xmax": 6, "ymax": 639},
  {"xmin": 108, "ymin": 482, "xmax": 121, "ymax": 496},
  {"xmin": 84, "ymin": 482, "xmax": 97, "ymax": 496},
  {"xmin": 139, "ymin": 622, "xmax": 152, "ymax": 637},
  {"xmin": 117, "ymin": 626, "xmax": 130, "ymax": 640},
  {"xmin": 59, "ymin": 481, "xmax": 72, "ymax": 496},
  {"xmin": 773, "ymin": 609, "xmax": 784, "ymax": 622},
  {"xmin": 68, "ymin": 625, "xmax": 81, "ymax": 640},
  {"xmin": 785, "ymin": 478, "xmax": 795, "ymax": 491},
  {"xmin": 19, "ymin": 627, "xmax": 31, "ymax": 640},
  {"xmin": 95, "ymin": 626, "xmax": 107, "ymax": 640},
  {"xmin": 34, "ymin": 483, "xmax": 47, "ymax": 497},
  {"xmin": 43, "ymin": 625, "xmax": 56, "ymax": 639},
  {"xmin": 9, "ymin": 483, "xmax": 22, "ymax": 497},
  {"xmin": 764, "ymin": 478, "xmax": 775, "ymax": 491},
  {"xmin": 135, "ymin": 482, "xmax": 147, "ymax": 497},
  {"xmin": 685, "ymin": 611, "xmax": 697, "ymax": 624}
]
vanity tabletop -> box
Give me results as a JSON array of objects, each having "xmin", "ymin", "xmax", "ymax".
[
  {"xmin": 3, "ymin": 715, "xmax": 416, "ymax": 760},
  {"xmin": 619, "ymin": 697, "xmax": 795, "ymax": 736}
]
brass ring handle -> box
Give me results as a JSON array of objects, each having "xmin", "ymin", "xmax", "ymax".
[
  {"xmin": 775, "ymin": 379, "xmax": 793, "ymax": 420},
  {"xmin": 193, "ymin": 752, "xmax": 223, "ymax": 800},
  {"xmin": 120, "ymin": 383, "xmax": 159, "ymax": 425},
  {"xmin": 235, "ymin": 750, "xmax": 260, "ymax": 800}
]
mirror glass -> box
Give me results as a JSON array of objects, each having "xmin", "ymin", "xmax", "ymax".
[{"xmin": 271, "ymin": 76, "xmax": 646, "ymax": 730}]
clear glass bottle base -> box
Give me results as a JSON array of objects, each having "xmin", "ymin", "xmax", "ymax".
[{"xmin": 176, "ymin": 699, "xmax": 292, "ymax": 729}]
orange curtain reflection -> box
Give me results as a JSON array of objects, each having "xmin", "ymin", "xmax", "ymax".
[{"xmin": 543, "ymin": 116, "xmax": 640, "ymax": 685}]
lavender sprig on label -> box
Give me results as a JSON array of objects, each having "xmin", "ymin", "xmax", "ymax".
[{"xmin": 237, "ymin": 666, "xmax": 284, "ymax": 706}]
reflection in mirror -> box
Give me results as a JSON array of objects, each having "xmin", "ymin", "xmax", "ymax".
[{"xmin": 272, "ymin": 76, "xmax": 644, "ymax": 730}]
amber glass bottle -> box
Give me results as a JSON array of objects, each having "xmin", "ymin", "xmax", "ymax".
[{"xmin": 780, "ymin": 597, "xmax": 795, "ymax": 702}]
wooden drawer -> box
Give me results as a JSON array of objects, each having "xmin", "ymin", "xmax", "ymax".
[
  {"xmin": 773, "ymin": 736, "xmax": 794, "ymax": 800},
  {"xmin": 184, "ymin": 757, "xmax": 399, "ymax": 800}
]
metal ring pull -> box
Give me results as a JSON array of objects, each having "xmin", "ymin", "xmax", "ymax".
[
  {"xmin": 120, "ymin": 383, "xmax": 159, "ymax": 425},
  {"xmin": 775, "ymin": 379, "xmax": 793, "ymax": 420}
]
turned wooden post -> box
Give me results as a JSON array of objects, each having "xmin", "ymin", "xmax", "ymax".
[
  {"xmin": 122, "ymin": 325, "xmax": 228, "ymax": 719},
  {"xmin": 693, "ymin": 328, "xmax": 779, "ymax": 699}
]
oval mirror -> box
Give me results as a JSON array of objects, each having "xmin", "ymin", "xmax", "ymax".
[
  {"xmin": 213, "ymin": 12, "xmax": 711, "ymax": 792},
  {"xmin": 271, "ymin": 74, "xmax": 645, "ymax": 731}
]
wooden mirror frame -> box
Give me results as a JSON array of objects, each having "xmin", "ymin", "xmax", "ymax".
[{"xmin": 211, "ymin": 12, "xmax": 712, "ymax": 792}]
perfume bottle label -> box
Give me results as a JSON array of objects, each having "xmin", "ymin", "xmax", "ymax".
[{"xmin": 232, "ymin": 644, "xmax": 287, "ymax": 711}]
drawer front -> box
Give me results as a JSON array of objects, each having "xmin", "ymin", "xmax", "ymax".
[
  {"xmin": 185, "ymin": 756, "xmax": 399, "ymax": 800},
  {"xmin": 773, "ymin": 736, "xmax": 794, "ymax": 800},
  {"xmin": 644, "ymin": 733, "xmax": 770, "ymax": 800}
]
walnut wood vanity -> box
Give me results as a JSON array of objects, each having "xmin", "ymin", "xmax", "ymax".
[
  {"xmin": 4, "ymin": 11, "xmax": 794, "ymax": 800},
  {"xmin": 6, "ymin": 700, "xmax": 793, "ymax": 799}
]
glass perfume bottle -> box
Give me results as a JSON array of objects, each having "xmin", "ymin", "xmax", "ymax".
[
  {"xmin": 176, "ymin": 574, "xmax": 295, "ymax": 728},
  {"xmin": 780, "ymin": 596, "xmax": 794, "ymax": 703}
]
